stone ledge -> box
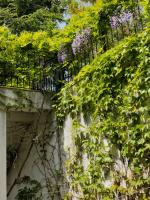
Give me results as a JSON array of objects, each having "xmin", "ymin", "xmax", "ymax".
[{"xmin": 0, "ymin": 87, "xmax": 52, "ymax": 112}]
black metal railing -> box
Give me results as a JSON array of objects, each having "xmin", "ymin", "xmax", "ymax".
[
  {"xmin": 0, "ymin": 1, "xmax": 145, "ymax": 92},
  {"xmin": 56, "ymin": 0, "xmax": 145, "ymax": 87}
]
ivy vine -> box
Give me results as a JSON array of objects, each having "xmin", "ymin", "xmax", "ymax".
[{"xmin": 55, "ymin": 23, "xmax": 150, "ymax": 199}]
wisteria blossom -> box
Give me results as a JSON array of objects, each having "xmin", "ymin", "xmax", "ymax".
[
  {"xmin": 71, "ymin": 28, "xmax": 91, "ymax": 55},
  {"xmin": 110, "ymin": 10, "xmax": 133, "ymax": 28},
  {"xmin": 58, "ymin": 46, "xmax": 69, "ymax": 63}
]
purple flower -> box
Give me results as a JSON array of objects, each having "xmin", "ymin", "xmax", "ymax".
[
  {"xmin": 110, "ymin": 16, "xmax": 119, "ymax": 28},
  {"xmin": 58, "ymin": 43, "xmax": 73, "ymax": 64},
  {"xmin": 58, "ymin": 47, "xmax": 68, "ymax": 63},
  {"xmin": 71, "ymin": 28, "xmax": 91, "ymax": 55},
  {"xmin": 110, "ymin": 10, "xmax": 133, "ymax": 29},
  {"xmin": 119, "ymin": 11, "xmax": 132, "ymax": 23}
]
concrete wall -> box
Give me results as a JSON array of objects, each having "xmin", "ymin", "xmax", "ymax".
[
  {"xmin": 0, "ymin": 88, "xmax": 64, "ymax": 200},
  {"xmin": 6, "ymin": 111, "xmax": 79, "ymax": 200},
  {"xmin": 0, "ymin": 110, "xmax": 6, "ymax": 200},
  {"xmin": 7, "ymin": 110, "xmax": 67, "ymax": 200},
  {"xmin": 0, "ymin": 88, "xmax": 52, "ymax": 112}
]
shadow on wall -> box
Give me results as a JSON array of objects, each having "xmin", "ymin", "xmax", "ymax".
[{"xmin": 7, "ymin": 109, "xmax": 69, "ymax": 200}]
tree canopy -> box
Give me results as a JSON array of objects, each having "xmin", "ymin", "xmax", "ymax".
[{"xmin": 0, "ymin": 0, "xmax": 69, "ymax": 33}]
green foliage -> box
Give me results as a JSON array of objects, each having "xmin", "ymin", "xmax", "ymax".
[
  {"xmin": 0, "ymin": 0, "xmax": 68, "ymax": 33},
  {"xmin": 1, "ymin": 0, "xmax": 150, "ymax": 198},
  {"xmin": 15, "ymin": 176, "xmax": 42, "ymax": 200},
  {"xmin": 0, "ymin": 0, "xmax": 101, "ymax": 50},
  {"xmin": 0, "ymin": 1, "xmax": 102, "ymax": 88},
  {"xmin": 55, "ymin": 24, "xmax": 150, "ymax": 199}
]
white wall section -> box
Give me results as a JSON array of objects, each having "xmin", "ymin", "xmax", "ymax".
[{"xmin": 0, "ymin": 110, "xmax": 6, "ymax": 200}]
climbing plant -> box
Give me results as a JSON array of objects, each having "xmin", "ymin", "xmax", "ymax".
[
  {"xmin": 55, "ymin": 22, "xmax": 150, "ymax": 199},
  {"xmin": 15, "ymin": 176, "xmax": 42, "ymax": 200},
  {"xmin": 7, "ymin": 144, "xmax": 18, "ymax": 172}
]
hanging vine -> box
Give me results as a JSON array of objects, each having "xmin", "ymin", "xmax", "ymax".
[{"xmin": 55, "ymin": 22, "xmax": 150, "ymax": 199}]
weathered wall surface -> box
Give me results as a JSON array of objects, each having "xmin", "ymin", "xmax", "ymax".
[
  {"xmin": 7, "ymin": 111, "xmax": 72, "ymax": 200},
  {"xmin": 0, "ymin": 88, "xmax": 65, "ymax": 200},
  {"xmin": 7, "ymin": 113, "xmax": 75, "ymax": 200},
  {"xmin": 0, "ymin": 110, "xmax": 6, "ymax": 200},
  {"xmin": 0, "ymin": 88, "xmax": 88, "ymax": 200},
  {"xmin": 0, "ymin": 88, "xmax": 52, "ymax": 112},
  {"xmin": 7, "ymin": 111, "xmax": 46, "ymax": 199}
]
